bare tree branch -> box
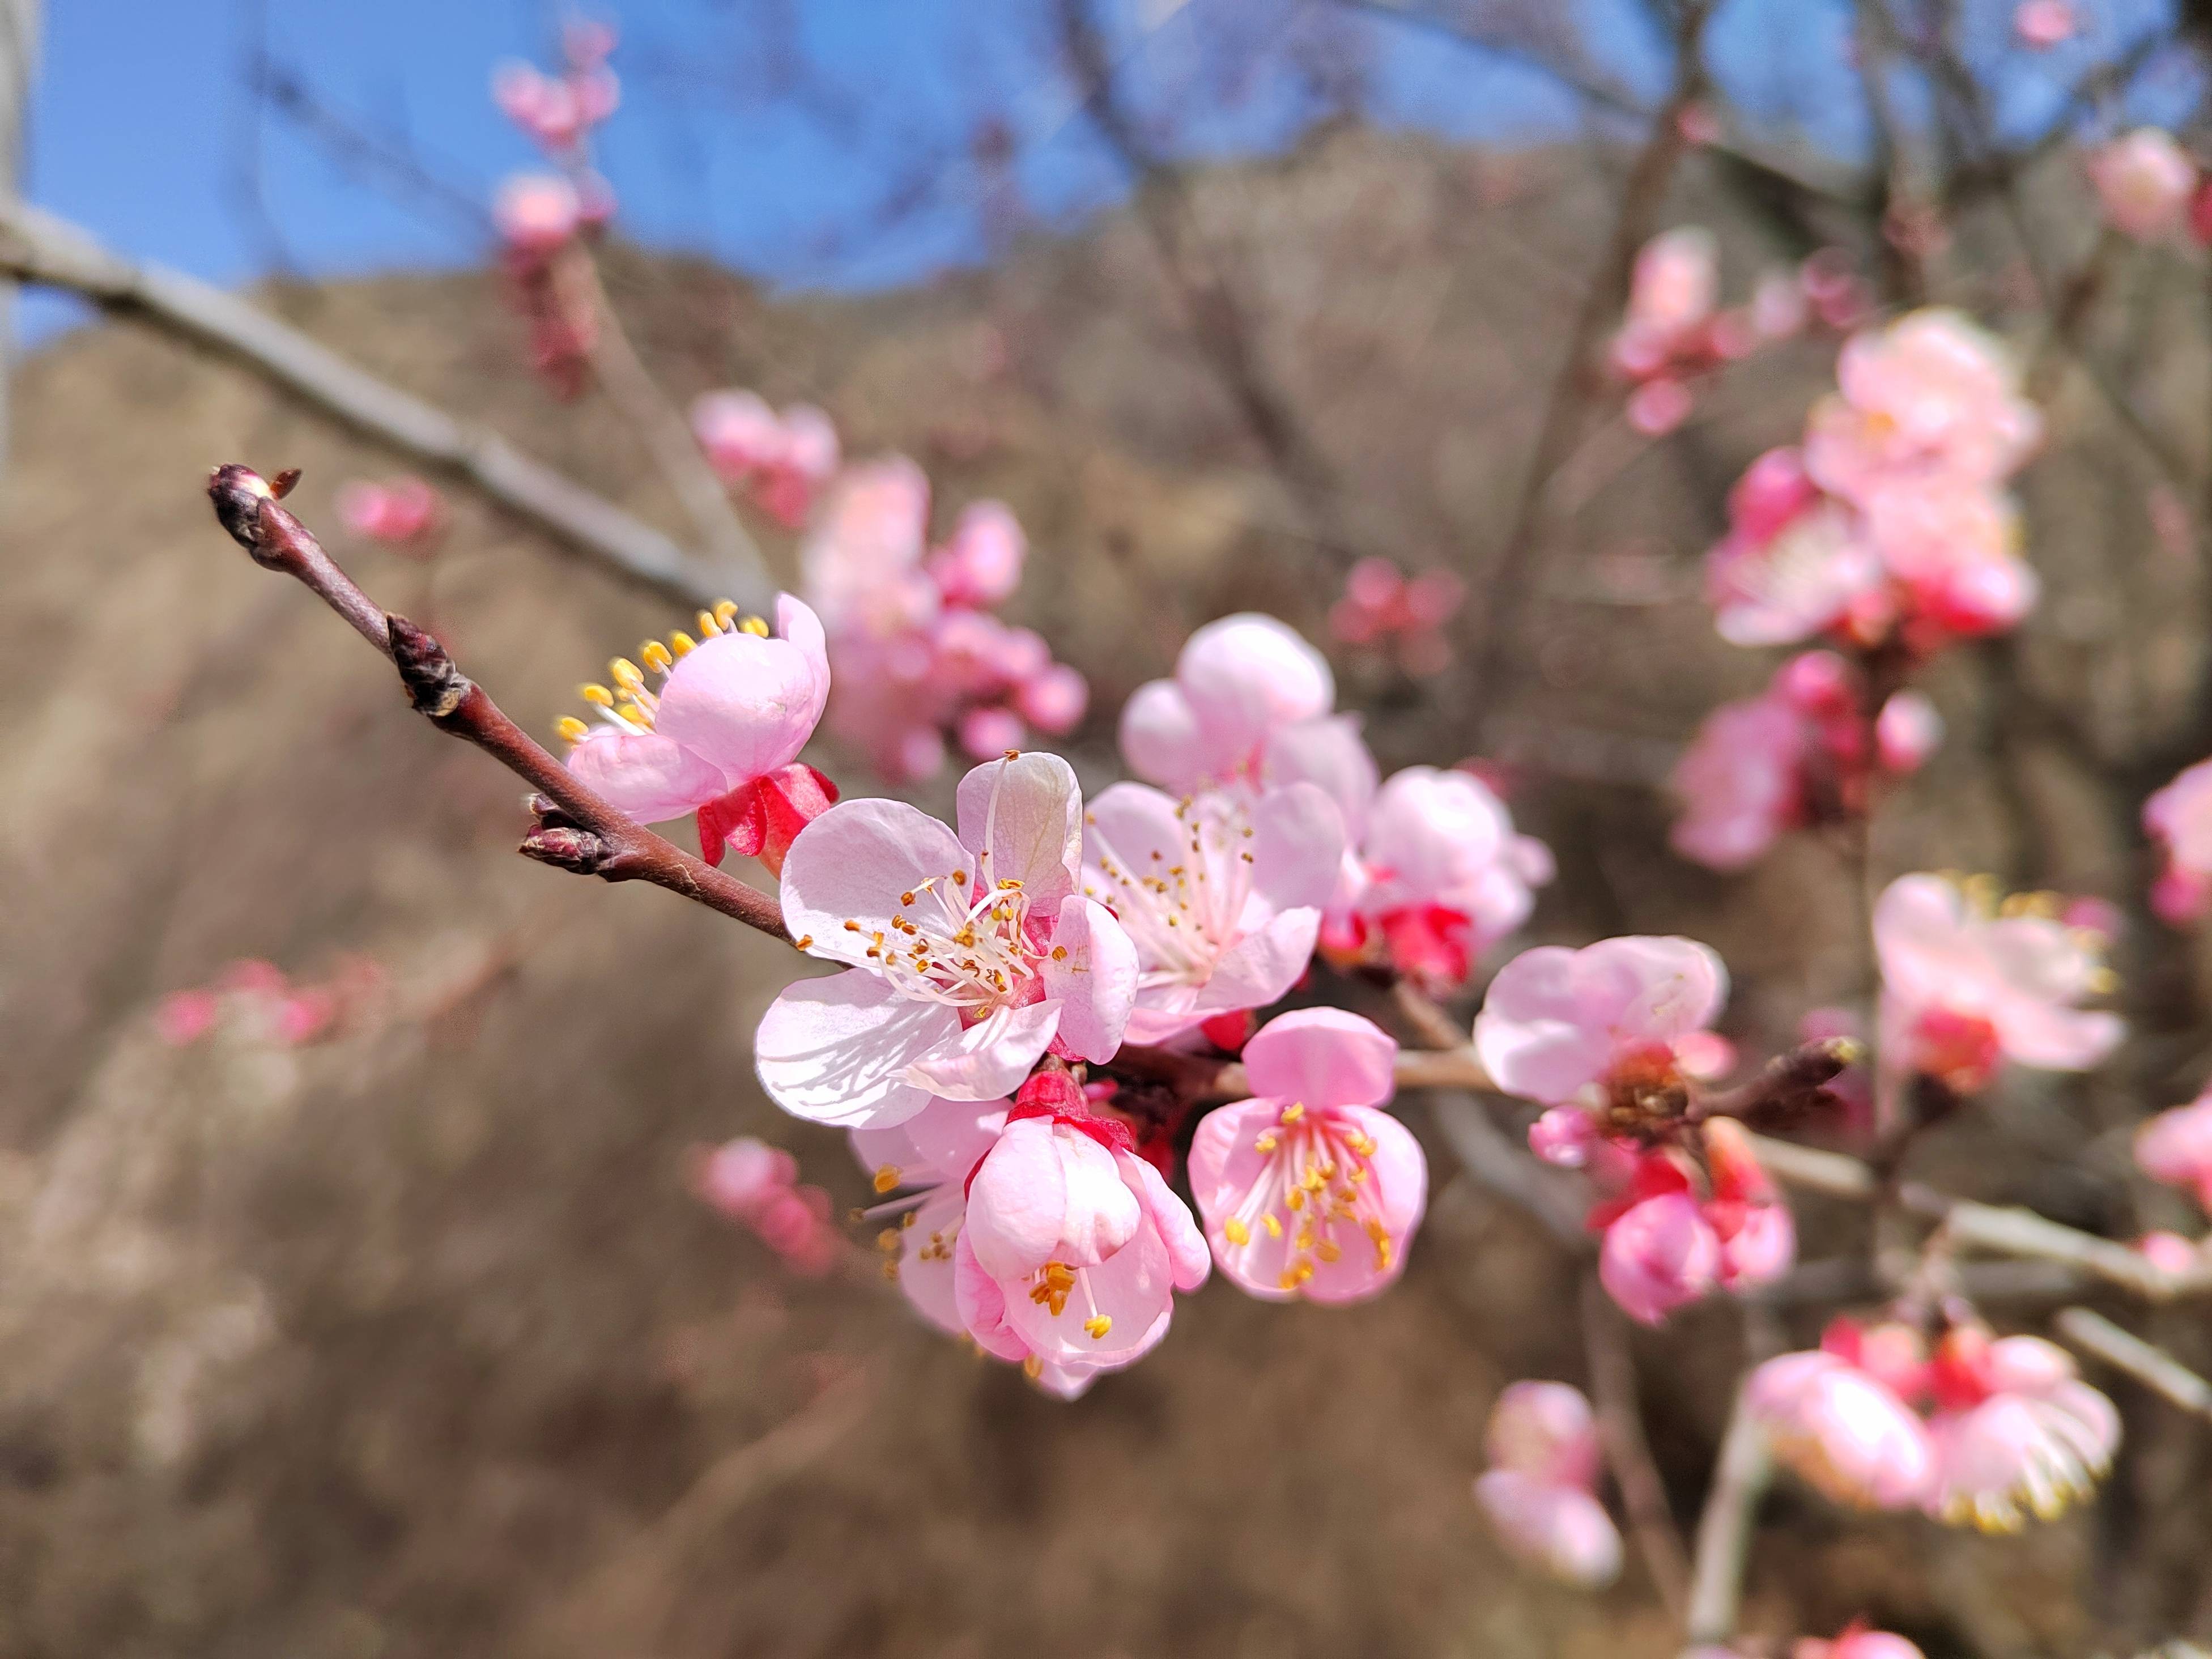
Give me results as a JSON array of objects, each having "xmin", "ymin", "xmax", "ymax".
[
  {"xmin": 1581, "ymin": 1271, "xmax": 1691, "ymax": 1620},
  {"xmin": 1, "ymin": 203, "xmax": 763, "ymax": 609},
  {"xmin": 2055, "ymin": 1307, "xmax": 2212, "ymax": 1422},
  {"xmin": 1682, "ymin": 1377, "xmax": 1769, "ymax": 1647},
  {"xmin": 0, "ymin": 0, "xmax": 39, "ymax": 465}
]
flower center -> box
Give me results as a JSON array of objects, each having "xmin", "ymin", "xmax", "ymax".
[
  {"xmin": 1216, "ymin": 1103, "xmax": 1394, "ymax": 1291},
  {"xmin": 1027, "ymin": 1259, "xmax": 1114, "ymax": 1341},
  {"xmin": 556, "ymin": 598, "xmax": 767, "ymax": 746},
  {"xmin": 1083, "ymin": 794, "xmax": 1257, "ymax": 984}
]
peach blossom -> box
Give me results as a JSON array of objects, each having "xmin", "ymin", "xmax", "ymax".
[
  {"xmin": 2143, "ymin": 758, "xmax": 2212, "ymax": 924},
  {"xmin": 2090, "ymin": 129, "xmax": 2197, "ymax": 243},
  {"xmin": 1924, "ymin": 1328, "xmax": 2118, "ymax": 1531},
  {"xmin": 2135, "ymin": 1090, "xmax": 2212, "ymax": 1211}
]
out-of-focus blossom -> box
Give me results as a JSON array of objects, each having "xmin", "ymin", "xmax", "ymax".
[
  {"xmin": 337, "ymin": 477, "xmax": 444, "ymax": 551},
  {"xmin": 493, "ymin": 173, "xmax": 582, "ymax": 260},
  {"xmin": 2144, "ymin": 758, "xmax": 2212, "ymax": 924},
  {"xmin": 1613, "ymin": 227, "xmax": 1719, "ymax": 382},
  {"xmin": 1796, "ymin": 1626, "xmax": 1927, "ymax": 1659},
  {"xmin": 1328, "ymin": 557, "xmax": 1466, "ymax": 675},
  {"xmin": 155, "ymin": 958, "xmax": 368, "ymax": 1050},
  {"xmin": 955, "ymin": 1069, "xmax": 1208, "ymax": 1378},
  {"xmin": 803, "ymin": 462, "xmax": 1083, "ymax": 782},
  {"xmin": 1924, "ymin": 1326, "xmax": 2119, "ymax": 1532},
  {"xmin": 561, "ymin": 594, "xmax": 834, "ymax": 873},
  {"xmin": 491, "ymin": 22, "xmax": 620, "ymax": 157},
  {"xmin": 1188, "ymin": 1009, "xmax": 1426, "ymax": 1302},
  {"xmin": 492, "ymin": 173, "xmax": 597, "ymax": 392},
  {"xmin": 1120, "ymin": 613, "xmax": 1335, "ymax": 793},
  {"xmin": 758, "ymin": 754, "xmax": 1138, "ymax": 1127},
  {"xmin": 1747, "ymin": 1323, "xmax": 1936, "ymax": 1509},
  {"xmin": 1474, "ymin": 1381, "xmax": 1622, "ymax": 1588},
  {"xmin": 1701, "ymin": 1118, "xmax": 1795, "ymax": 1289},
  {"xmin": 2136, "ymin": 1228, "xmax": 2203, "ymax": 1274},
  {"xmin": 2013, "ymin": 0, "xmax": 2076, "ymax": 47},
  {"xmin": 2136, "ymin": 1090, "xmax": 2212, "ymax": 1211},
  {"xmin": 1476, "ymin": 935, "xmax": 1729, "ymax": 1112},
  {"xmin": 1597, "ymin": 1166, "xmax": 1721, "ymax": 1325},
  {"xmin": 1081, "ymin": 781, "xmax": 1343, "ymax": 1043},
  {"xmin": 1875, "ymin": 690, "xmax": 1943, "ymax": 774},
  {"xmin": 155, "ymin": 989, "xmax": 221, "ymax": 1047},
  {"xmin": 850, "ymin": 1096, "xmax": 1008, "ymax": 1332},
  {"xmin": 1343, "ymin": 767, "xmax": 1553, "ymax": 993},
  {"xmin": 2090, "ymin": 129, "xmax": 2197, "ymax": 242},
  {"xmin": 694, "ymin": 1137, "xmax": 839, "ymax": 1277},
  {"xmin": 1806, "ymin": 310, "xmax": 2041, "ymax": 500},
  {"xmin": 1874, "ymin": 874, "xmax": 2122, "ymax": 1096},
  {"xmin": 692, "ymin": 392, "xmax": 841, "ymax": 528},
  {"xmin": 1704, "ymin": 450, "xmax": 1884, "ymax": 647},
  {"xmin": 1626, "ymin": 377, "xmax": 1695, "ymax": 436}
]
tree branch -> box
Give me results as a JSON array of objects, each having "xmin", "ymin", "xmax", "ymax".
[
  {"xmin": 2054, "ymin": 1306, "xmax": 2212, "ymax": 1422},
  {"xmin": 2, "ymin": 203, "xmax": 762, "ymax": 610},
  {"xmin": 1580, "ymin": 1270, "xmax": 1691, "ymax": 1621},
  {"xmin": 205, "ymin": 463, "xmax": 792, "ymax": 939},
  {"xmin": 1681, "ymin": 1376, "xmax": 1769, "ymax": 1647}
]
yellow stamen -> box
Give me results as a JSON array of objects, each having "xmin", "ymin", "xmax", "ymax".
[
  {"xmin": 697, "ymin": 609, "xmax": 724, "ymax": 637},
  {"xmin": 873, "ymin": 1165, "xmax": 900, "ymax": 1194},
  {"xmin": 669, "ymin": 630, "xmax": 697, "ymax": 657},
  {"xmin": 610, "ymin": 657, "xmax": 645, "ymax": 691},
  {"xmin": 1222, "ymin": 1218, "xmax": 1250, "ymax": 1247},
  {"xmin": 555, "ymin": 716, "xmax": 590, "ymax": 743},
  {"xmin": 1083, "ymin": 1315, "xmax": 1112, "ymax": 1341},
  {"xmin": 1281, "ymin": 1102, "xmax": 1305, "ymax": 1124},
  {"xmin": 738, "ymin": 614, "xmax": 770, "ymax": 637},
  {"xmin": 641, "ymin": 640, "xmax": 673, "ymax": 673},
  {"xmin": 579, "ymin": 683, "xmax": 615, "ymax": 707},
  {"xmin": 714, "ymin": 599, "xmax": 741, "ymax": 628},
  {"xmin": 1262, "ymin": 1214, "xmax": 1283, "ymax": 1239}
]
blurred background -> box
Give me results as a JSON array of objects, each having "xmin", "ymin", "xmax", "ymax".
[{"xmin": 6, "ymin": 2, "xmax": 2212, "ymax": 1654}]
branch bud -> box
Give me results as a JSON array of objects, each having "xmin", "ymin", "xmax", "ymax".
[
  {"xmin": 207, "ymin": 463, "xmax": 281, "ymax": 554},
  {"xmin": 519, "ymin": 824, "xmax": 617, "ymax": 874},
  {"xmin": 386, "ymin": 615, "xmax": 473, "ymax": 721}
]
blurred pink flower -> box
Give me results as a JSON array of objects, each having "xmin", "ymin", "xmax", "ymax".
[
  {"xmin": 759, "ymin": 754, "xmax": 1138, "ymax": 1128},
  {"xmin": 1597, "ymin": 1173, "xmax": 1721, "ymax": 1325},
  {"xmin": 1806, "ymin": 309, "xmax": 2041, "ymax": 500},
  {"xmin": 1701, "ymin": 1118, "xmax": 1795, "ymax": 1290},
  {"xmin": 1614, "ymin": 227, "xmax": 1718, "ymax": 375},
  {"xmin": 2090, "ymin": 129, "xmax": 2197, "ymax": 242},
  {"xmin": 694, "ymin": 1137, "xmax": 839, "ymax": 1277},
  {"xmin": 2144, "ymin": 758, "xmax": 2212, "ymax": 924},
  {"xmin": 1081, "ymin": 781, "xmax": 1343, "ymax": 1043},
  {"xmin": 493, "ymin": 173, "xmax": 582, "ymax": 259},
  {"xmin": 1705, "ymin": 452, "xmax": 1884, "ymax": 646},
  {"xmin": 692, "ymin": 392, "xmax": 841, "ymax": 528},
  {"xmin": 1328, "ymin": 557, "xmax": 1466, "ymax": 674},
  {"xmin": 1120, "ymin": 613, "xmax": 1335, "ymax": 793},
  {"xmin": 2136, "ymin": 1228, "xmax": 2202, "ymax": 1274},
  {"xmin": 2135, "ymin": 1090, "xmax": 2212, "ymax": 1211},
  {"xmin": 1874, "ymin": 874, "xmax": 2122, "ymax": 1095},
  {"xmin": 1797, "ymin": 1626, "xmax": 1926, "ymax": 1659},
  {"xmin": 155, "ymin": 989, "xmax": 221, "ymax": 1047},
  {"xmin": 850, "ymin": 1096, "xmax": 1009, "ymax": 1334},
  {"xmin": 1924, "ymin": 1327, "xmax": 2119, "ymax": 1531},
  {"xmin": 1188, "ymin": 1009, "xmax": 1425, "ymax": 1302},
  {"xmin": 1874, "ymin": 690, "xmax": 1943, "ymax": 773},
  {"xmin": 1475, "ymin": 935, "xmax": 1729, "ymax": 1109},
  {"xmin": 337, "ymin": 477, "xmax": 444, "ymax": 550},
  {"xmin": 1475, "ymin": 1381, "xmax": 1621, "ymax": 1586},
  {"xmin": 1670, "ymin": 680, "xmax": 1814, "ymax": 871},
  {"xmin": 561, "ymin": 594, "xmax": 833, "ymax": 872},
  {"xmin": 1747, "ymin": 1326, "xmax": 1935, "ymax": 1509},
  {"xmin": 2013, "ymin": 0, "xmax": 2076, "ymax": 46},
  {"xmin": 928, "ymin": 501, "xmax": 1026, "ymax": 607},
  {"xmin": 1627, "ymin": 377, "xmax": 1694, "ymax": 435},
  {"xmin": 955, "ymin": 1069, "xmax": 1208, "ymax": 1375}
]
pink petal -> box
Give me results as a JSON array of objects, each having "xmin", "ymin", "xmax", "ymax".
[
  {"xmin": 1475, "ymin": 937, "xmax": 1728, "ymax": 1104},
  {"xmin": 1474, "ymin": 1471, "xmax": 1623, "ymax": 1588},
  {"xmin": 1241, "ymin": 1007, "xmax": 1398, "ymax": 1109},
  {"xmin": 778, "ymin": 798, "xmax": 971, "ymax": 971},
  {"xmin": 965, "ymin": 1116, "xmax": 1138, "ymax": 1280},
  {"xmin": 955, "ymin": 751, "xmax": 1082, "ymax": 908},
  {"xmin": 849, "ymin": 1095, "xmax": 1006, "ymax": 1189},
  {"xmin": 1118, "ymin": 678, "xmax": 1211, "ymax": 790},
  {"xmin": 1260, "ymin": 714, "xmax": 1379, "ymax": 839},
  {"xmin": 904, "ymin": 999, "xmax": 1062, "ymax": 1100},
  {"xmin": 653, "ymin": 627, "xmax": 828, "ymax": 785},
  {"xmin": 754, "ymin": 969, "xmax": 958, "ymax": 1127},
  {"xmin": 952, "ymin": 1232, "xmax": 1030, "ymax": 1362},
  {"xmin": 564, "ymin": 726, "xmax": 725, "ymax": 823},
  {"xmin": 1247, "ymin": 781, "xmax": 1347, "ymax": 913},
  {"xmin": 1002, "ymin": 1218, "xmax": 1174, "ymax": 1366},
  {"xmin": 1118, "ymin": 1149, "xmax": 1211, "ymax": 1291},
  {"xmin": 1176, "ymin": 613, "xmax": 1335, "ymax": 760},
  {"xmin": 1039, "ymin": 896, "xmax": 1138, "ymax": 1063},
  {"xmin": 895, "ymin": 1187, "xmax": 969, "ymax": 1336},
  {"xmin": 1191, "ymin": 907, "xmax": 1321, "ymax": 1020}
]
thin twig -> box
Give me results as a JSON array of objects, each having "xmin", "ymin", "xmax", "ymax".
[
  {"xmin": 205, "ymin": 464, "xmax": 792, "ymax": 939},
  {"xmin": 1580, "ymin": 1271, "xmax": 1691, "ymax": 1621},
  {"xmin": 1427, "ymin": 1091, "xmax": 1590, "ymax": 1250},
  {"xmin": 2054, "ymin": 1307, "xmax": 2212, "ymax": 1422},
  {"xmin": 2, "ymin": 202, "xmax": 761, "ymax": 609},
  {"xmin": 1682, "ymin": 1377, "xmax": 1770, "ymax": 1646}
]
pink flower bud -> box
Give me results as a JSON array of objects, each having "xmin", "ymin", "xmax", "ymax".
[
  {"xmin": 1599, "ymin": 1190, "xmax": 1720, "ymax": 1325},
  {"xmin": 931, "ymin": 501, "xmax": 1026, "ymax": 607},
  {"xmin": 696, "ymin": 1137, "xmax": 798, "ymax": 1220},
  {"xmin": 494, "ymin": 173, "xmax": 581, "ymax": 257},
  {"xmin": 1876, "ymin": 689, "xmax": 1943, "ymax": 773},
  {"xmin": 1528, "ymin": 1105, "xmax": 1601, "ymax": 1168},
  {"xmin": 156, "ymin": 989, "xmax": 221, "ymax": 1047},
  {"xmin": 2013, "ymin": 0, "xmax": 2075, "ymax": 47},
  {"xmin": 2136, "ymin": 1092, "xmax": 2212, "ymax": 1211},
  {"xmin": 1486, "ymin": 1381, "xmax": 1601, "ymax": 1488},
  {"xmin": 1474, "ymin": 1471, "xmax": 1622, "ymax": 1587},
  {"xmin": 1015, "ymin": 663, "xmax": 1088, "ymax": 735},
  {"xmin": 2090, "ymin": 129, "xmax": 2196, "ymax": 243},
  {"xmin": 2136, "ymin": 1230, "xmax": 2201, "ymax": 1275},
  {"xmin": 1777, "ymin": 649, "xmax": 1855, "ymax": 716},
  {"xmin": 1627, "ymin": 377, "xmax": 1694, "ymax": 436},
  {"xmin": 956, "ymin": 705, "xmax": 1026, "ymax": 760}
]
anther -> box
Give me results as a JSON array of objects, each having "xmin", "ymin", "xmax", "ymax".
[
  {"xmin": 738, "ymin": 615, "xmax": 770, "ymax": 637},
  {"xmin": 873, "ymin": 1165, "xmax": 900, "ymax": 1194},
  {"xmin": 1083, "ymin": 1315, "xmax": 1112, "ymax": 1341},
  {"xmin": 713, "ymin": 599, "xmax": 741, "ymax": 628},
  {"xmin": 641, "ymin": 640, "xmax": 673, "ymax": 673},
  {"xmin": 697, "ymin": 609, "xmax": 724, "ymax": 637},
  {"xmin": 1222, "ymin": 1218, "xmax": 1250, "ymax": 1247},
  {"xmin": 579, "ymin": 683, "xmax": 614, "ymax": 706},
  {"xmin": 610, "ymin": 657, "xmax": 645, "ymax": 691},
  {"xmin": 555, "ymin": 716, "xmax": 590, "ymax": 743},
  {"xmin": 669, "ymin": 631, "xmax": 696, "ymax": 657}
]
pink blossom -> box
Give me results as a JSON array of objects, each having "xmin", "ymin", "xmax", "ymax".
[
  {"xmin": 1627, "ymin": 377, "xmax": 1694, "ymax": 435},
  {"xmin": 1081, "ymin": 781, "xmax": 1343, "ymax": 1043},
  {"xmin": 694, "ymin": 1137, "xmax": 840, "ymax": 1277},
  {"xmin": 1328, "ymin": 558, "xmax": 1465, "ymax": 674},
  {"xmin": 850, "ymin": 1096, "xmax": 1009, "ymax": 1335},
  {"xmin": 1598, "ymin": 1179, "xmax": 1720, "ymax": 1325},
  {"xmin": 155, "ymin": 989, "xmax": 220, "ymax": 1047},
  {"xmin": 1613, "ymin": 227, "xmax": 1718, "ymax": 378},
  {"xmin": 1746, "ymin": 1336, "xmax": 1935, "ymax": 1510},
  {"xmin": 1015, "ymin": 662, "xmax": 1088, "ymax": 735},
  {"xmin": 2144, "ymin": 758, "xmax": 2212, "ymax": 924},
  {"xmin": 1474, "ymin": 1381, "xmax": 1622, "ymax": 1587},
  {"xmin": 758, "ymin": 754, "xmax": 1139, "ymax": 1127},
  {"xmin": 492, "ymin": 173, "xmax": 581, "ymax": 259},
  {"xmin": 1475, "ymin": 935, "xmax": 1729, "ymax": 1109},
  {"xmin": 1349, "ymin": 766, "xmax": 1552, "ymax": 991},
  {"xmin": 954, "ymin": 1070, "xmax": 1207, "ymax": 1375},
  {"xmin": 336, "ymin": 477, "xmax": 443, "ymax": 550},
  {"xmin": 1119, "ymin": 614, "xmax": 1334, "ymax": 792},
  {"xmin": 1670, "ymin": 682, "xmax": 1814, "ymax": 870},
  {"xmin": 1797, "ymin": 1626, "xmax": 1926, "ymax": 1659},
  {"xmin": 2134, "ymin": 1090, "xmax": 2212, "ymax": 1211},
  {"xmin": 1187, "ymin": 1009, "xmax": 1426, "ymax": 1302},
  {"xmin": 1924, "ymin": 1327, "xmax": 2119, "ymax": 1531},
  {"xmin": 1874, "ymin": 875, "xmax": 2122, "ymax": 1094},
  {"xmin": 2090, "ymin": 129, "xmax": 2197, "ymax": 243},
  {"xmin": 1862, "ymin": 481, "xmax": 2037, "ymax": 641},
  {"xmin": 2013, "ymin": 0, "xmax": 2076, "ymax": 47},
  {"xmin": 1705, "ymin": 450, "xmax": 1883, "ymax": 646},
  {"xmin": 691, "ymin": 392, "xmax": 841, "ymax": 528},
  {"xmin": 928, "ymin": 501, "xmax": 1026, "ymax": 607},
  {"xmin": 1874, "ymin": 690, "xmax": 1943, "ymax": 773},
  {"xmin": 561, "ymin": 594, "xmax": 835, "ymax": 873},
  {"xmin": 1701, "ymin": 1118, "xmax": 1795, "ymax": 1290},
  {"xmin": 2136, "ymin": 1229, "xmax": 2202, "ymax": 1274}
]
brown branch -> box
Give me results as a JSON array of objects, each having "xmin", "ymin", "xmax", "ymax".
[
  {"xmin": 1463, "ymin": 0, "xmax": 1717, "ymax": 708},
  {"xmin": 1682, "ymin": 1376, "xmax": 1770, "ymax": 1646},
  {"xmin": 1, "ymin": 202, "xmax": 763, "ymax": 610},
  {"xmin": 2054, "ymin": 1306, "xmax": 2212, "ymax": 1422},
  {"xmin": 205, "ymin": 463, "xmax": 791, "ymax": 939},
  {"xmin": 1580, "ymin": 1271, "xmax": 1691, "ymax": 1620}
]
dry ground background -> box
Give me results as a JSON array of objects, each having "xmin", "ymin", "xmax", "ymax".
[{"xmin": 4, "ymin": 127, "xmax": 2212, "ymax": 1656}]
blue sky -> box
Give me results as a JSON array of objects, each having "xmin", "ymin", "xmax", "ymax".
[{"xmin": 15, "ymin": 0, "xmax": 2192, "ymax": 343}]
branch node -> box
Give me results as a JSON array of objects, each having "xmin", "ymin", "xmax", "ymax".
[
  {"xmin": 520, "ymin": 824, "xmax": 619, "ymax": 875},
  {"xmin": 387, "ymin": 614, "xmax": 474, "ymax": 721}
]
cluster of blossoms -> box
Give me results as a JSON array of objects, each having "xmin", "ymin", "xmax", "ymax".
[
  {"xmin": 1749, "ymin": 1317, "xmax": 2119, "ymax": 1533},
  {"xmin": 1121, "ymin": 613, "xmax": 1552, "ymax": 994},
  {"xmin": 691, "ymin": 390, "xmax": 841, "ymax": 528},
  {"xmin": 694, "ymin": 1136, "xmax": 840, "ymax": 1278},
  {"xmin": 2087, "ymin": 127, "xmax": 2209, "ymax": 245},
  {"xmin": 1327, "ymin": 555, "xmax": 1465, "ymax": 675},
  {"xmin": 801, "ymin": 458, "xmax": 1087, "ymax": 782},
  {"xmin": 337, "ymin": 476, "xmax": 444, "ymax": 555},
  {"xmin": 1610, "ymin": 229, "xmax": 1869, "ymax": 436},
  {"xmin": 156, "ymin": 956, "xmax": 381, "ymax": 1050},
  {"xmin": 1474, "ymin": 1382, "xmax": 1622, "ymax": 1588}
]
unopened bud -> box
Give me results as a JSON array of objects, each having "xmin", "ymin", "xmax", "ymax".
[
  {"xmin": 386, "ymin": 615, "xmax": 471, "ymax": 720},
  {"xmin": 207, "ymin": 463, "xmax": 279, "ymax": 551},
  {"xmin": 519, "ymin": 824, "xmax": 615, "ymax": 874}
]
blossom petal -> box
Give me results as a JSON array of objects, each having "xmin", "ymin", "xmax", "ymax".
[
  {"xmin": 1248, "ymin": 782, "xmax": 1346, "ymax": 914},
  {"xmin": 965, "ymin": 1117, "xmax": 1138, "ymax": 1280},
  {"xmin": 1002, "ymin": 1219, "xmax": 1173, "ymax": 1366},
  {"xmin": 653, "ymin": 627, "xmax": 828, "ymax": 784},
  {"xmin": 564, "ymin": 727, "xmax": 725, "ymax": 824},
  {"xmin": 1192, "ymin": 907, "xmax": 1320, "ymax": 1019},
  {"xmin": 779, "ymin": 798, "xmax": 971, "ymax": 970},
  {"xmin": 955, "ymin": 751, "xmax": 1082, "ymax": 908},
  {"xmin": 1118, "ymin": 1150, "xmax": 1211, "ymax": 1291},
  {"xmin": 1118, "ymin": 679, "xmax": 1210, "ymax": 790},
  {"xmin": 896, "ymin": 1188, "xmax": 969, "ymax": 1337},
  {"xmin": 1241, "ymin": 1007, "xmax": 1398, "ymax": 1109},
  {"xmin": 1039, "ymin": 896, "xmax": 1138, "ymax": 1063},
  {"xmin": 952, "ymin": 1232, "xmax": 1030, "ymax": 1362},
  {"xmin": 903, "ymin": 999, "xmax": 1061, "ymax": 1100},
  {"xmin": 754, "ymin": 969, "xmax": 954, "ymax": 1127},
  {"xmin": 1261, "ymin": 714, "xmax": 1378, "ymax": 839},
  {"xmin": 849, "ymin": 1095, "xmax": 1007, "ymax": 1189}
]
